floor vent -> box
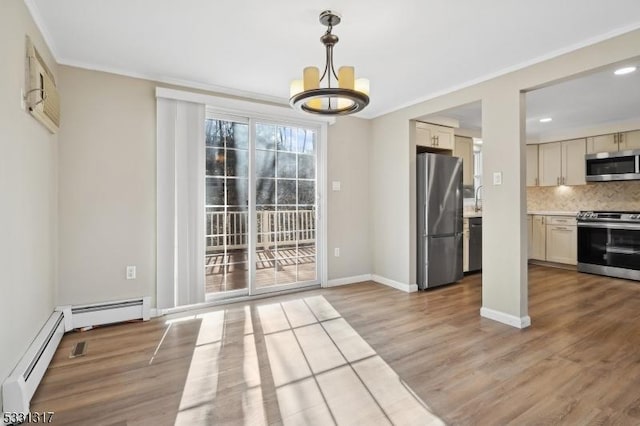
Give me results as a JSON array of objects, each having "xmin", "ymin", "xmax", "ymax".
[
  {"xmin": 70, "ymin": 341, "xmax": 88, "ymax": 358},
  {"xmin": 2, "ymin": 312, "xmax": 65, "ymax": 414},
  {"xmin": 60, "ymin": 297, "xmax": 151, "ymax": 330}
]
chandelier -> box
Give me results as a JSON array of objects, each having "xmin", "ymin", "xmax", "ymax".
[{"xmin": 289, "ymin": 10, "xmax": 370, "ymax": 116}]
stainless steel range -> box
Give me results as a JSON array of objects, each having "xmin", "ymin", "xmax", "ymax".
[{"xmin": 577, "ymin": 211, "xmax": 640, "ymax": 281}]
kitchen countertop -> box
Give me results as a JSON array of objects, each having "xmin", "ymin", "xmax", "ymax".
[
  {"xmin": 528, "ymin": 211, "xmax": 578, "ymax": 217},
  {"xmin": 463, "ymin": 210, "xmax": 578, "ymax": 218},
  {"xmin": 463, "ymin": 212, "xmax": 483, "ymax": 218}
]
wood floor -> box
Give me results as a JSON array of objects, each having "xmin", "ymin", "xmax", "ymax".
[{"xmin": 30, "ymin": 265, "xmax": 640, "ymax": 425}]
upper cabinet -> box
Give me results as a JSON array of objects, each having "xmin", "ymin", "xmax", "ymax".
[
  {"xmin": 586, "ymin": 134, "xmax": 617, "ymax": 153},
  {"xmin": 562, "ymin": 138, "xmax": 587, "ymax": 186},
  {"xmin": 538, "ymin": 138, "xmax": 586, "ymax": 186},
  {"xmin": 538, "ymin": 142, "xmax": 562, "ymax": 186},
  {"xmin": 453, "ymin": 136, "xmax": 474, "ymax": 186},
  {"xmin": 621, "ymin": 130, "xmax": 640, "ymax": 150},
  {"xmin": 587, "ymin": 130, "xmax": 640, "ymax": 153},
  {"xmin": 415, "ymin": 122, "xmax": 454, "ymax": 150},
  {"xmin": 526, "ymin": 145, "xmax": 539, "ymax": 187}
]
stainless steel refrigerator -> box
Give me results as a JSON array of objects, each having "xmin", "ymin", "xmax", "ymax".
[{"xmin": 417, "ymin": 153, "xmax": 463, "ymax": 289}]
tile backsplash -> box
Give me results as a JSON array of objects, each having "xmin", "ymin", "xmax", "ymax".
[{"xmin": 527, "ymin": 181, "xmax": 640, "ymax": 212}]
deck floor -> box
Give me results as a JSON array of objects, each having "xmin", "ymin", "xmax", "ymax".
[{"xmin": 206, "ymin": 246, "xmax": 316, "ymax": 293}]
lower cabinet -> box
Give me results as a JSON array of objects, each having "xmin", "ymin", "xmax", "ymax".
[
  {"xmin": 529, "ymin": 215, "xmax": 546, "ymax": 261},
  {"xmin": 463, "ymin": 218, "xmax": 469, "ymax": 272},
  {"xmin": 545, "ymin": 217, "xmax": 577, "ymax": 265},
  {"xmin": 528, "ymin": 215, "xmax": 577, "ymax": 265}
]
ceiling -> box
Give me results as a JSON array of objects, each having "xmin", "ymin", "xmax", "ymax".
[
  {"xmin": 424, "ymin": 60, "xmax": 640, "ymax": 139},
  {"xmin": 29, "ymin": 0, "xmax": 640, "ymax": 118}
]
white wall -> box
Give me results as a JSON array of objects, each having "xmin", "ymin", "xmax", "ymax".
[
  {"xmin": 57, "ymin": 66, "xmax": 373, "ymax": 306},
  {"xmin": 370, "ymin": 28, "xmax": 640, "ymax": 322},
  {"xmin": 0, "ymin": 0, "xmax": 58, "ymax": 410}
]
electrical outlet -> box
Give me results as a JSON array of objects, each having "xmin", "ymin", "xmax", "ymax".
[
  {"xmin": 126, "ymin": 265, "xmax": 136, "ymax": 280},
  {"xmin": 332, "ymin": 181, "xmax": 341, "ymax": 191},
  {"xmin": 334, "ymin": 248, "xmax": 340, "ymax": 257}
]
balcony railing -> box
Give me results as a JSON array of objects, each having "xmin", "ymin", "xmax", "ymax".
[{"xmin": 205, "ymin": 208, "xmax": 316, "ymax": 252}]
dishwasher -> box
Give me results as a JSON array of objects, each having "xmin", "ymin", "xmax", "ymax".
[{"xmin": 468, "ymin": 217, "xmax": 482, "ymax": 272}]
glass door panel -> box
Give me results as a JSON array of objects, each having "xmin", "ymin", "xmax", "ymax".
[
  {"xmin": 255, "ymin": 123, "xmax": 318, "ymax": 290},
  {"xmin": 205, "ymin": 118, "xmax": 249, "ymax": 295}
]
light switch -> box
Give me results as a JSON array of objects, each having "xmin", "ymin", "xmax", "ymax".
[
  {"xmin": 493, "ymin": 172, "xmax": 502, "ymax": 185},
  {"xmin": 332, "ymin": 181, "xmax": 341, "ymax": 191},
  {"xmin": 126, "ymin": 265, "xmax": 137, "ymax": 280}
]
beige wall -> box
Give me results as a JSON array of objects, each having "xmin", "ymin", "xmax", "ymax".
[
  {"xmin": 0, "ymin": 0, "xmax": 58, "ymax": 409},
  {"xmin": 57, "ymin": 66, "xmax": 372, "ymax": 307},
  {"xmin": 371, "ymin": 29, "xmax": 640, "ymax": 321},
  {"xmin": 57, "ymin": 67, "xmax": 157, "ymax": 306},
  {"xmin": 327, "ymin": 117, "xmax": 372, "ymax": 280}
]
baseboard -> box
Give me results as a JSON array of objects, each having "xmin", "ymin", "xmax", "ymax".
[
  {"xmin": 528, "ymin": 260, "xmax": 576, "ymax": 271},
  {"xmin": 371, "ymin": 274, "xmax": 418, "ymax": 293},
  {"xmin": 480, "ymin": 307, "xmax": 531, "ymax": 329},
  {"xmin": 326, "ymin": 274, "xmax": 372, "ymax": 287}
]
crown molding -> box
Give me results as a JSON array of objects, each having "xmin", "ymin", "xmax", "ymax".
[{"xmin": 373, "ymin": 22, "xmax": 640, "ymax": 120}]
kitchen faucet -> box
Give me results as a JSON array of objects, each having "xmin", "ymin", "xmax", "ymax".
[{"xmin": 474, "ymin": 185, "xmax": 483, "ymax": 212}]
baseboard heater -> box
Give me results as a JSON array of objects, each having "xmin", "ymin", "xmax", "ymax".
[
  {"xmin": 60, "ymin": 296, "xmax": 151, "ymax": 330},
  {"xmin": 2, "ymin": 297, "xmax": 150, "ymax": 416},
  {"xmin": 2, "ymin": 311, "xmax": 65, "ymax": 414}
]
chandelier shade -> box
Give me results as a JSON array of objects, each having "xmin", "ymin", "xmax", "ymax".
[{"xmin": 289, "ymin": 11, "xmax": 370, "ymax": 116}]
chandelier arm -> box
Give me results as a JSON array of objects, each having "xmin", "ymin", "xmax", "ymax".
[
  {"xmin": 319, "ymin": 45, "xmax": 331, "ymax": 82},
  {"xmin": 330, "ymin": 52, "xmax": 339, "ymax": 81}
]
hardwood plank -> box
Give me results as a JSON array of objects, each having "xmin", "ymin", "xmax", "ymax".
[{"xmin": 30, "ymin": 265, "xmax": 640, "ymax": 425}]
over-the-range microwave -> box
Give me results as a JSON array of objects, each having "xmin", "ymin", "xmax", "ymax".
[{"xmin": 585, "ymin": 149, "xmax": 640, "ymax": 182}]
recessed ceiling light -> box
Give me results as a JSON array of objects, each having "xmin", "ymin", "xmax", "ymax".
[
  {"xmin": 539, "ymin": 117, "xmax": 552, "ymax": 123},
  {"xmin": 614, "ymin": 66, "xmax": 637, "ymax": 75}
]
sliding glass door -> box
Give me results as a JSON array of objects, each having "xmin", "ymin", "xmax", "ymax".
[
  {"xmin": 204, "ymin": 118, "xmax": 250, "ymax": 296},
  {"xmin": 254, "ymin": 123, "xmax": 317, "ymax": 292},
  {"xmin": 205, "ymin": 115, "xmax": 319, "ymax": 298}
]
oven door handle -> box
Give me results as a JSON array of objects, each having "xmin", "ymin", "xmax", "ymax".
[{"xmin": 578, "ymin": 222, "xmax": 640, "ymax": 231}]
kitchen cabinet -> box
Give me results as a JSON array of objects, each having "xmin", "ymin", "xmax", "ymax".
[
  {"xmin": 527, "ymin": 215, "xmax": 532, "ymax": 259},
  {"xmin": 415, "ymin": 122, "xmax": 454, "ymax": 150},
  {"xmin": 621, "ymin": 130, "xmax": 640, "ymax": 150},
  {"xmin": 538, "ymin": 138, "xmax": 586, "ymax": 186},
  {"xmin": 463, "ymin": 218, "xmax": 469, "ymax": 272},
  {"xmin": 454, "ymin": 136, "xmax": 474, "ymax": 186},
  {"xmin": 587, "ymin": 130, "xmax": 640, "ymax": 153},
  {"xmin": 529, "ymin": 215, "xmax": 546, "ymax": 261},
  {"xmin": 528, "ymin": 215, "xmax": 577, "ymax": 265},
  {"xmin": 526, "ymin": 145, "xmax": 539, "ymax": 187},
  {"xmin": 545, "ymin": 217, "xmax": 577, "ymax": 265},
  {"xmin": 586, "ymin": 134, "xmax": 617, "ymax": 153}
]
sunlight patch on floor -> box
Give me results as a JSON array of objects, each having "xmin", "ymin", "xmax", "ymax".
[{"xmin": 167, "ymin": 295, "xmax": 443, "ymax": 425}]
